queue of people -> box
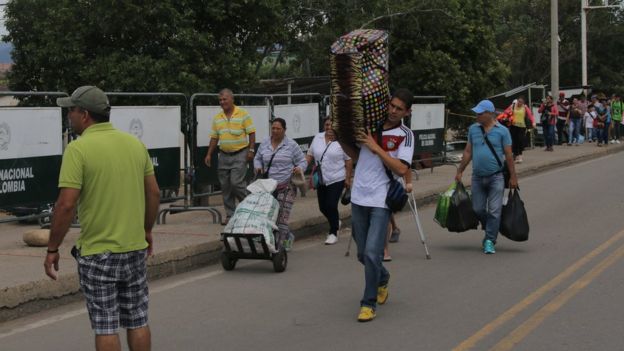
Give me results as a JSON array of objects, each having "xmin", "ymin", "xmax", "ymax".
[
  {"xmin": 498, "ymin": 92, "xmax": 624, "ymax": 155},
  {"xmin": 539, "ymin": 92, "xmax": 624, "ymax": 151},
  {"xmin": 585, "ymin": 93, "xmax": 624, "ymax": 147}
]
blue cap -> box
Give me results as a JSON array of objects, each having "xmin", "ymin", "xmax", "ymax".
[{"xmin": 471, "ymin": 99, "xmax": 495, "ymax": 114}]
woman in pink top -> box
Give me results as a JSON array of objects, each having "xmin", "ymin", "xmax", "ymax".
[{"xmin": 538, "ymin": 95, "xmax": 559, "ymax": 151}]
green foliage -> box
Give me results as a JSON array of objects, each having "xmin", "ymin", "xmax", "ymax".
[
  {"xmin": 3, "ymin": 0, "xmax": 292, "ymax": 94},
  {"xmin": 287, "ymin": 0, "xmax": 509, "ymax": 111},
  {"xmin": 495, "ymin": 0, "xmax": 624, "ymax": 93},
  {"xmin": 5, "ymin": 0, "xmax": 624, "ymax": 113}
]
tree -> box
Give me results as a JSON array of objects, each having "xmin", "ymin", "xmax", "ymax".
[
  {"xmin": 3, "ymin": 0, "xmax": 294, "ymax": 94},
  {"xmin": 495, "ymin": 0, "xmax": 624, "ymax": 93},
  {"xmin": 285, "ymin": 0, "xmax": 509, "ymax": 111}
]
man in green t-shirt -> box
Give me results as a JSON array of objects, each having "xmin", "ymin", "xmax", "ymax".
[
  {"xmin": 610, "ymin": 94, "xmax": 623, "ymax": 143},
  {"xmin": 44, "ymin": 86, "xmax": 161, "ymax": 351}
]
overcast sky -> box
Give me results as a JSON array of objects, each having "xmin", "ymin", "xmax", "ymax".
[{"xmin": 0, "ymin": 5, "xmax": 6, "ymax": 37}]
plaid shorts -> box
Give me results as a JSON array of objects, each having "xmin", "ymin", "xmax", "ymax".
[{"xmin": 72, "ymin": 247, "xmax": 149, "ymax": 335}]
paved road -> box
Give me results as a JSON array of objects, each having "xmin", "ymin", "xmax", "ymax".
[{"xmin": 1, "ymin": 152, "xmax": 624, "ymax": 350}]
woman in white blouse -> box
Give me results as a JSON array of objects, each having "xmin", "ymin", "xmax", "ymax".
[{"xmin": 306, "ymin": 118, "xmax": 353, "ymax": 245}]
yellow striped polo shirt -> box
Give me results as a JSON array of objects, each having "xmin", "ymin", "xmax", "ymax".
[{"xmin": 209, "ymin": 106, "xmax": 256, "ymax": 153}]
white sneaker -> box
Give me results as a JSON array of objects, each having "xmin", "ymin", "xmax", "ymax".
[
  {"xmin": 617, "ymin": 140, "xmax": 621, "ymax": 144},
  {"xmin": 611, "ymin": 139, "xmax": 616, "ymax": 144},
  {"xmin": 324, "ymin": 234, "xmax": 338, "ymax": 245}
]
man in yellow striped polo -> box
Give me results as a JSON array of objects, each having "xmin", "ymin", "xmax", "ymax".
[{"xmin": 204, "ymin": 89, "xmax": 256, "ymax": 225}]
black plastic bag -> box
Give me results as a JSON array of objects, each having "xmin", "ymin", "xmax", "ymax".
[
  {"xmin": 446, "ymin": 182, "xmax": 479, "ymax": 232},
  {"xmin": 500, "ymin": 189, "xmax": 529, "ymax": 241}
]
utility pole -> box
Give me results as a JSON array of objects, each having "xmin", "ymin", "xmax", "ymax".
[
  {"xmin": 551, "ymin": 0, "xmax": 559, "ymax": 98},
  {"xmin": 581, "ymin": 0, "xmax": 618, "ymax": 94},
  {"xmin": 581, "ymin": 0, "xmax": 588, "ymax": 92}
]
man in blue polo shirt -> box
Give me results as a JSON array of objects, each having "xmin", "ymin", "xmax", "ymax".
[{"xmin": 455, "ymin": 99, "xmax": 518, "ymax": 254}]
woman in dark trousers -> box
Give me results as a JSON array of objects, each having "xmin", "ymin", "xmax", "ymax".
[
  {"xmin": 306, "ymin": 118, "xmax": 353, "ymax": 245},
  {"xmin": 500, "ymin": 97, "xmax": 535, "ymax": 163},
  {"xmin": 539, "ymin": 96, "xmax": 558, "ymax": 151},
  {"xmin": 556, "ymin": 92, "xmax": 569, "ymax": 145}
]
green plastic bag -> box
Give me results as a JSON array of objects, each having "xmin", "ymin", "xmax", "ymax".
[{"xmin": 434, "ymin": 182, "xmax": 457, "ymax": 228}]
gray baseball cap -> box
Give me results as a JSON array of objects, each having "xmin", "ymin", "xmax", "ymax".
[{"xmin": 56, "ymin": 86, "xmax": 111, "ymax": 115}]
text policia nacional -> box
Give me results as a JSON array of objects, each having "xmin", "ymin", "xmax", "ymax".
[{"xmin": 0, "ymin": 167, "xmax": 34, "ymax": 194}]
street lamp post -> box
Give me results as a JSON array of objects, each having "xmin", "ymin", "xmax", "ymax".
[
  {"xmin": 581, "ymin": 0, "xmax": 618, "ymax": 94},
  {"xmin": 552, "ymin": 0, "xmax": 559, "ymax": 98}
]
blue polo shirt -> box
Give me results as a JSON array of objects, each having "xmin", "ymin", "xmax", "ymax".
[{"xmin": 467, "ymin": 122, "xmax": 512, "ymax": 177}]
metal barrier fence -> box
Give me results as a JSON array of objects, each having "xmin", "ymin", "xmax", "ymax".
[
  {"xmin": 106, "ymin": 92, "xmax": 187, "ymax": 197},
  {"xmin": 0, "ymin": 92, "xmax": 68, "ymax": 225},
  {"xmin": 156, "ymin": 93, "xmax": 325, "ymax": 224},
  {"xmin": 0, "ymin": 90, "xmax": 448, "ymax": 226}
]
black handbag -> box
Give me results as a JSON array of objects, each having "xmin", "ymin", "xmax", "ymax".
[
  {"xmin": 376, "ymin": 126, "xmax": 408, "ymax": 212},
  {"xmin": 540, "ymin": 110, "xmax": 550, "ymax": 125},
  {"xmin": 500, "ymin": 188, "xmax": 529, "ymax": 241},
  {"xmin": 480, "ymin": 126, "xmax": 510, "ymax": 188},
  {"xmin": 310, "ymin": 142, "xmax": 332, "ymax": 189},
  {"xmin": 385, "ymin": 172, "xmax": 408, "ymax": 212},
  {"xmin": 340, "ymin": 187, "xmax": 351, "ymax": 205}
]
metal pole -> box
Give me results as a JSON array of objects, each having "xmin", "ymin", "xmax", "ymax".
[
  {"xmin": 581, "ymin": 1, "xmax": 618, "ymax": 95},
  {"xmin": 551, "ymin": 0, "xmax": 559, "ymax": 98},
  {"xmin": 287, "ymin": 82, "xmax": 292, "ymax": 105},
  {"xmin": 581, "ymin": 0, "xmax": 588, "ymax": 93}
]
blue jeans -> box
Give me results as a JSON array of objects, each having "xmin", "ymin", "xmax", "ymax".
[
  {"xmin": 596, "ymin": 123, "xmax": 609, "ymax": 144},
  {"xmin": 351, "ymin": 203, "xmax": 391, "ymax": 308},
  {"xmin": 544, "ymin": 124, "xmax": 555, "ymax": 147},
  {"xmin": 586, "ymin": 127, "xmax": 594, "ymax": 141},
  {"xmin": 596, "ymin": 127, "xmax": 603, "ymax": 143},
  {"xmin": 568, "ymin": 118, "xmax": 581, "ymax": 143},
  {"xmin": 471, "ymin": 173, "xmax": 505, "ymax": 243}
]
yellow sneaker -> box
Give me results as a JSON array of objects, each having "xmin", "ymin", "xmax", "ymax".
[
  {"xmin": 357, "ymin": 306, "xmax": 376, "ymax": 322},
  {"xmin": 377, "ymin": 283, "xmax": 389, "ymax": 305}
]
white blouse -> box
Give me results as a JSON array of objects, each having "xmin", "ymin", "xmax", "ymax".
[{"xmin": 307, "ymin": 132, "xmax": 350, "ymax": 185}]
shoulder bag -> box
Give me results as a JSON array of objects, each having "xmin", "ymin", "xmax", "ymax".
[
  {"xmin": 260, "ymin": 145, "xmax": 284, "ymax": 179},
  {"xmin": 376, "ymin": 126, "xmax": 407, "ymax": 212},
  {"xmin": 310, "ymin": 141, "xmax": 333, "ymax": 189}
]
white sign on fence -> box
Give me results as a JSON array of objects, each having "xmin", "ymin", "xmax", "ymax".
[
  {"xmin": 272, "ymin": 103, "xmax": 319, "ymax": 140},
  {"xmin": 0, "ymin": 107, "xmax": 62, "ymax": 159},
  {"xmin": 410, "ymin": 104, "xmax": 445, "ymax": 131},
  {"xmin": 110, "ymin": 106, "xmax": 181, "ymax": 149}
]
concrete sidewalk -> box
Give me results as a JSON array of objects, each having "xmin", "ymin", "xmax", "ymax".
[{"xmin": 1, "ymin": 141, "xmax": 623, "ymax": 322}]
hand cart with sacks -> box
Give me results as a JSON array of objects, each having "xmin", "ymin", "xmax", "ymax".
[{"xmin": 220, "ymin": 179, "xmax": 287, "ymax": 273}]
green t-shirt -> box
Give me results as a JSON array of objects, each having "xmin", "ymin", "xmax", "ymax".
[
  {"xmin": 611, "ymin": 101, "xmax": 623, "ymax": 122},
  {"xmin": 58, "ymin": 122, "xmax": 154, "ymax": 256}
]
